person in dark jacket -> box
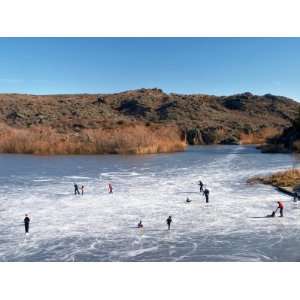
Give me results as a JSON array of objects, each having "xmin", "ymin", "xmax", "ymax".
[
  {"xmin": 203, "ymin": 188, "xmax": 210, "ymax": 203},
  {"xmin": 293, "ymin": 192, "xmax": 298, "ymax": 202},
  {"xmin": 137, "ymin": 220, "xmax": 143, "ymax": 228},
  {"xmin": 74, "ymin": 183, "xmax": 80, "ymax": 195},
  {"xmin": 186, "ymin": 197, "xmax": 192, "ymax": 203},
  {"xmin": 24, "ymin": 214, "xmax": 30, "ymax": 234},
  {"xmin": 166, "ymin": 216, "xmax": 172, "ymax": 230},
  {"xmin": 198, "ymin": 180, "xmax": 204, "ymax": 192}
]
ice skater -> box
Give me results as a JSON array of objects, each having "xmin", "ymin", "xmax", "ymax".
[
  {"xmin": 74, "ymin": 183, "xmax": 80, "ymax": 195},
  {"xmin": 166, "ymin": 216, "xmax": 172, "ymax": 230},
  {"xmin": 203, "ymin": 188, "xmax": 210, "ymax": 203},
  {"xmin": 198, "ymin": 180, "xmax": 204, "ymax": 192},
  {"xmin": 293, "ymin": 192, "xmax": 298, "ymax": 202},
  {"xmin": 81, "ymin": 185, "xmax": 84, "ymax": 195},
  {"xmin": 275, "ymin": 201, "xmax": 284, "ymax": 217},
  {"xmin": 108, "ymin": 183, "xmax": 113, "ymax": 194},
  {"xmin": 186, "ymin": 197, "xmax": 192, "ymax": 203},
  {"xmin": 24, "ymin": 214, "xmax": 30, "ymax": 234}
]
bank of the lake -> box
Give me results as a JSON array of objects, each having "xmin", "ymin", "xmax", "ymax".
[{"xmin": 248, "ymin": 168, "xmax": 300, "ymax": 195}]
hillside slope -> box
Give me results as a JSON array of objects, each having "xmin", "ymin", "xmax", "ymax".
[{"xmin": 0, "ymin": 88, "xmax": 299, "ymax": 153}]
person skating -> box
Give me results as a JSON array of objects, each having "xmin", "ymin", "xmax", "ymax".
[
  {"xmin": 137, "ymin": 220, "xmax": 143, "ymax": 228},
  {"xmin": 74, "ymin": 183, "xmax": 80, "ymax": 195},
  {"xmin": 186, "ymin": 197, "xmax": 192, "ymax": 203},
  {"xmin": 108, "ymin": 183, "xmax": 113, "ymax": 194},
  {"xmin": 81, "ymin": 185, "xmax": 84, "ymax": 196},
  {"xmin": 198, "ymin": 180, "xmax": 204, "ymax": 192},
  {"xmin": 293, "ymin": 192, "xmax": 298, "ymax": 202},
  {"xmin": 203, "ymin": 188, "xmax": 210, "ymax": 203},
  {"xmin": 275, "ymin": 201, "xmax": 284, "ymax": 217},
  {"xmin": 24, "ymin": 214, "xmax": 30, "ymax": 234},
  {"xmin": 166, "ymin": 216, "xmax": 172, "ymax": 230}
]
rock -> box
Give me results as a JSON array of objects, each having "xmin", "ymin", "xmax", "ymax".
[
  {"xmin": 201, "ymin": 127, "xmax": 223, "ymax": 144},
  {"xmin": 259, "ymin": 144, "xmax": 290, "ymax": 153},
  {"xmin": 156, "ymin": 101, "xmax": 177, "ymax": 120},
  {"xmin": 6, "ymin": 111, "xmax": 23, "ymax": 120},
  {"xmin": 186, "ymin": 128, "xmax": 204, "ymax": 145},
  {"xmin": 118, "ymin": 99, "xmax": 150, "ymax": 117},
  {"xmin": 223, "ymin": 98, "xmax": 245, "ymax": 110},
  {"xmin": 219, "ymin": 137, "xmax": 240, "ymax": 145},
  {"xmin": 97, "ymin": 96, "xmax": 105, "ymax": 104},
  {"xmin": 73, "ymin": 124, "xmax": 85, "ymax": 132}
]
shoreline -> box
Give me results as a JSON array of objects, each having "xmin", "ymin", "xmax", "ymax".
[
  {"xmin": 247, "ymin": 168, "xmax": 300, "ymax": 197},
  {"xmin": 0, "ymin": 143, "xmax": 260, "ymax": 156}
]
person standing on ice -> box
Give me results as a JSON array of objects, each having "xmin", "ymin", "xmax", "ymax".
[
  {"xmin": 275, "ymin": 201, "xmax": 284, "ymax": 217},
  {"xmin": 108, "ymin": 183, "xmax": 113, "ymax": 194},
  {"xmin": 293, "ymin": 192, "xmax": 298, "ymax": 202},
  {"xmin": 203, "ymin": 188, "xmax": 210, "ymax": 203},
  {"xmin": 198, "ymin": 180, "xmax": 204, "ymax": 192},
  {"xmin": 81, "ymin": 185, "xmax": 84, "ymax": 195},
  {"xmin": 166, "ymin": 216, "xmax": 172, "ymax": 230},
  {"xmin": 24, "ymin": 214, "xmax": 30, "ymax": 234},
  {"xmin": 137, "ymin": 220, "xmax": 143, "ymax": 228},
  {"xmin": 74, "ymin": 183, "xmax": 80, "ymax": 195}
]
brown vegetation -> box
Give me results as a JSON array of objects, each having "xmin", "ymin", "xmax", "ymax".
[
  {"xmin": 247, "ymin": 168, "xmax": 300, "ymax": 188},
  {"xmin": 0, "ymin": 123, "xmax": 186, "ymax": 155},
  {"xmin": 240, "ymin": 127, "xmax": 281, "ymax": 144}
]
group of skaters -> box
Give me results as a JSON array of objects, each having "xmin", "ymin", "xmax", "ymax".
[
  {"xmin": 74, "ymin": 183, "xmax": 84, "ymax": 195},
  {"xmin": 22, "ymin": 179, "xmax": 289, "ymax": 235},
  {"xmin": 22, "ymin": 213, "xmax": 174, "ymax": 234},
  {"xmin": 186, "ymin": 180, "xmax": 210, "ymax": 204},
  {"xmin": 137, "ymin": 216, "xmax": 173, "ymax": 230},
  {"xmin": 74, "ymin": 183, "xmax": 113, "ymax": 195},
  {"xmin": 198, "ymin": 180, "xmax": 210, "ymax": 203}
]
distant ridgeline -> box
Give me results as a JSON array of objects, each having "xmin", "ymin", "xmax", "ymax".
[{"xmin": 0, "ymin": 88, "xmax": 299, "ymax": 154}]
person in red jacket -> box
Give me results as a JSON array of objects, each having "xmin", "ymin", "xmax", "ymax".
[
  {"xmin": 276, "ymin": 201, "xmax": 284, "ymax": 217},
  {"xmin": 108, "ymin": 183, "xmax": 113, "ymax": 194}
]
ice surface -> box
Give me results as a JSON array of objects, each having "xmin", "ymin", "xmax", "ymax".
[{"xmin": 1, "ymin": 145, "xmax": 300, "ymax": 261}]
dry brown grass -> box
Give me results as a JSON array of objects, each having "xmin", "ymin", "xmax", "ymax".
[
  {"xmin": 247, "ymin": 168, "xmax": 300, "ymax": 188},
  {"xmin": 0, "ymin": 123, "xmax": 186, "ymax": 155},
  {"xmin": 240, "ymin": 127, "xmax": 281, "ymax": 144},
  {"xmin": 83, "ymin": 125, "xmax": 186, "ymax": 154}
]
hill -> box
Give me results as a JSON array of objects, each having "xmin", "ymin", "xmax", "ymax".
[{"xmin": 0, "ymin": 88, "xmax": 299, "ymax": 154}]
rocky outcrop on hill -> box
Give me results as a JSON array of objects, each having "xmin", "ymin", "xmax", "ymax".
[{"xmin": 259, "ymin": 125, "xmax": 300, "ymax": 153}]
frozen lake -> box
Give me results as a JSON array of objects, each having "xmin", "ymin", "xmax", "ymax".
[{"xmin": 1, "ymin": 145, "xmax": 300, "ymax": 261}]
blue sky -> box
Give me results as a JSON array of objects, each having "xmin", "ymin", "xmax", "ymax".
[{"xmin": 0, "ymin": 38, "xmax": 300, "ymax": 100}]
